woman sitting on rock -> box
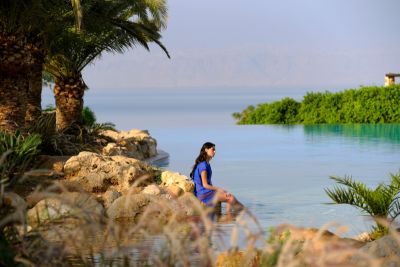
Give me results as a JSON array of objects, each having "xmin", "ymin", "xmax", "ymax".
[{"xmin": 190, "ymin": 142, "xmax": 244, "ymax": 215}]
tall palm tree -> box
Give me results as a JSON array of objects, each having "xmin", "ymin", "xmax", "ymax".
[
  {"xmin": 325, "ymin": 174, "xmax": 400, "ymax": 239},
  {"xmin": 0, "ymin": 1, "xmax": 42, "ymax": 132},
  {"xmin": 25, "ymin": 1, "xmax": 83, "ymax": 128},
  {"xmin": 24, "ymin": 37, "xmax": 46, "ymax": 128},
  {"xmin": 45, "ymin": 0, "xmax": 169, "ymax": 132},
  {"xmin": 0, "ymin": 0, "xmax": 82, "ymax": 132}
]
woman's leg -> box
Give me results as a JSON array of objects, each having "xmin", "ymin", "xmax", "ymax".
[{"xmin": 216, "ymin": 191, "xmax": 243, "ymax": 214}]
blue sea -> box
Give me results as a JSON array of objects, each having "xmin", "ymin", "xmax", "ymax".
[{"xmin": 43, "ymin": 87, "xmax": 400, "ymax": 243}]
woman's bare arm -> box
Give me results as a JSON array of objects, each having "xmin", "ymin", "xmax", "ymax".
[{"xmin": 201, "ymin": 170, "xmax": 222, "ymax": 191}]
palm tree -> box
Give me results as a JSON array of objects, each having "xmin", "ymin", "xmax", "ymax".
[
  {"xmin": 0, "ymin": 1, "xmax": 82, "ymax": 132},
  {"xmin": 45, "ymin": 0, "xmax": 169, "ymax": 132},
  {"xmin": 325, "ymin": 173, "xmax": 400, "ymax": 239},
  {"xmin": 25, "ymin": 1, "xmax": 83, "ymax": 129},
  {"xmin": 0, "ymin": 1, "xmax": 41, "ymax": 132},
  {"xmin": 24, "ymin": 38, "xmax": 46, "ymax": 128}
]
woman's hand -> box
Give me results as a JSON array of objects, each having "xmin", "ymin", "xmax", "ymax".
[{"xmin": 219, "ymin": 190, "xmax": 233, "ymax": 202}]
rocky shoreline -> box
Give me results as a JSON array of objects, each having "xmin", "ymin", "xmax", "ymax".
[{"xmin": 6, "ymin": 129, "xmax": 196, "ymax": 227}]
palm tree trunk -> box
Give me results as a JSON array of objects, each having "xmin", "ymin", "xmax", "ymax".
[
  {"xmin": 0, "ymin": 33, "xmax": 32, "ymax": 133},
  {"xmin": 54, "ymin": 77, "xmax": 86, "ymax": 132},
  {"xmin": 25, "ymin": 50, "xmax": 44, "ymax": 128}
]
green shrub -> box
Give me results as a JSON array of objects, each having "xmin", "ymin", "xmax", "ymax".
[
  {"xmin": 42, "ymin": 105, "xmax": 98, "ymax": 127},
  {"xmin": 233, "ymin": 85, "xmax": 400, "ymax": 124},
  {"xmin": 0, "ymin": 131, "xmax": 41, "ymax": 186},
  {"xmin": 233, "ymin": 105, "xmax": 255, "ymax": 124},
  {"xmin": 27, "ymin": 106, "xmax": 116, "ymax": 155},
  {"xmin": 235, "ymin": 98, "xmax": 300, "ymax": 124},
  {"xmin": 82, "ymin": 106, "xmax": 96, "ymax": 127}
]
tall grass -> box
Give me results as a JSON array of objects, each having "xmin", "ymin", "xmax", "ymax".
[{"xmin": 2, "ymin": 176, "xmax": 400, "ymax": 266}]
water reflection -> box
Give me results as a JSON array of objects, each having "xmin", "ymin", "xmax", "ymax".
[{"xmin": 304, "ymin": 124, "xmax": 400, "ymax": 144}]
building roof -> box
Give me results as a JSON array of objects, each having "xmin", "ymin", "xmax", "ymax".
[{"xmin": 385, "ymin": 73, "xmax": 400, "ymax": 77}]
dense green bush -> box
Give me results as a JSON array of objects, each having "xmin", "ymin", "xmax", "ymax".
[
  {"xmin": 233, "ymin": 85, "xmax": 400, "ymax": 124},
  {"xmin": 235, "ymin": 98, "xmax": 300, "ymax": 124}
]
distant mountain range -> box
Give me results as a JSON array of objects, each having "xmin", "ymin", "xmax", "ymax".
[{"xmin": 84, "ymin": 45, "xmax": 400, "ymax": 90}]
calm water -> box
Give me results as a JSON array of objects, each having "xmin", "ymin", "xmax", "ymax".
[{"xmin": 43, "ymin": 87, "xmax": 400, "ymax": 241}]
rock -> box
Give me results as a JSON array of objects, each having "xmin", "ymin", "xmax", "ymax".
[
  {"xmin": 106, "ymin": 194, "xmax": 157, "ymax": 221},
  {"xmin": 102, "ymin": 129, "xmax": 150, "ymax": 141},
  {"xmin": 27, "ymin": 192, "xmax": 104, "ymax": 226},
  {"xmin": 353, "ymin": 231, "xmax": 372, "ymax": 242},
  {"xmin": 101, "ymin": 190, "xmax": 122, "ymax": 209},
  {"xmin": 102, "ymin": 143, "xmax": 125, "ymax": 156},
  {"xmin": 272, "ymin": 224, "xmax": 363, "ymax": 245},
  {"xmin": 216, "ymin": 250, "xmax": 260, "ymax": 267},
  {"xmin": 166, "ymin": 185, "xmax": 184, "ymax": 197},
  {"xmin": 26, "ymin": 192, "xmax": 44, "ymax": 208},
  {"xmin": 64, "ymin": 152, "xmax": 156, "ymax": 194},
  {"xmin": 36, "ymin": 155, "xmax": 71, "ymax": 172},
  {"xmin": 357, "ymin": 235, "xmax": 400, "ymax": 266},
  {"xmin": 160, "ymin": 171, "xmax": 194, "ymax": 193},
  {"xmin": 143, "ymin": 149, "xmax": 170, "ymax": 166},
  {"xmin": 269, "ymin": 224, "xmax": 366, "ymax": 267},
  {"xmin": 273, "ymin": 224, "xmax": 337, "ymax": 242},
  {"xmin": 26, "ymin": 180, "xmax": 87, "ymax": 208},
  {"xmin": 101, "ymin": 129, "xmax": 157, "ymax": 160},
  {"xmin": 142, "ymin": 184, "xmax": 161, "ymax": 195},
  {"xmin": 58, "ymin": 180, "xmax": 84, "ymax": 193}
]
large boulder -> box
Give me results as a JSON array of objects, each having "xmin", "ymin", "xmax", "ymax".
[
  {"xmin": 142, "ymin": 184, "xmax": 161, "ymax": 196},
  {"xmin": 107, "ymin": 193, "xmax": 199, "ymax": 228},
  {"xmin": 106, "ymin": 194, "xmax": 158, "ymax": 222},
  {"xmin": 166, "ymin": 185, "xmax": 184, "ymax": 197},
  {"xmin": 101, "ymin": 190, "xmax": 122, "ymax": 209},
  {"xmin": 267, "ymin": 224, "xmax": 366, "ymax": 267},
  {"xmin": 101, "ymin": 129, "xmax": 157, "ymax": 160},
  {"xmin": 357, "ymin": 235, "xmax": 400, "ymax": 267},
  {"xmin": 27, "ymin": 192, "xmax": 104, "ymax": 226},
  {"xmin": 160, "ymin": 171, "xmax": 194, "ymax": 193},
  {"xmin": 63, "ymin": 152, "xmax": 157, "ymax": 194}
]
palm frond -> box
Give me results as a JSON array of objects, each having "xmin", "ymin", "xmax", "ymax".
[
  {"xmin": 71, "ymin": 0, "xmax": 83, "ymax": 32},
  {"xmin": 45, "ymin": 0, "xmax": 170, "ymax": 78},
  {"xmin": 328, "ymin": 176, "xmax": 376, "ymax": 209},
  {"xmin": 389, "ymin": 172, "xmax": 400, "ymax": 190},
  {"xmin": 324, "ymin": 185, "xmax": 373, "ymax": 215},
  {"xmin": 326, "ymin": 173, "xmax": 400, "ymax": 239}
]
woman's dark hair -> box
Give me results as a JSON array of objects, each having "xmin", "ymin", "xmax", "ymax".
[{"xmin": 190, "ymin": 142, "xmax": 215, "ymax": 179}]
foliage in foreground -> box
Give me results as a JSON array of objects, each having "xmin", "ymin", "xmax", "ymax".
[
  {"xmin": 2, "ymin": 171, "xmax": 400, "ymax": 266},
  {"xmin": 233, "ymin": 85, "xmax": 400, "ymax": 124},
  {"xmin": 325, "ymin": 173, "xmax": 400, "ymax": 239},
  {"xmin": 0, "ymin": 131, "xmax": 41, "ymax": 185}
]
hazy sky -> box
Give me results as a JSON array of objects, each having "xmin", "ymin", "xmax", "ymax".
[{"xmin": 84, "ymin": 0, "xmax": 400, "ymax": 91}]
